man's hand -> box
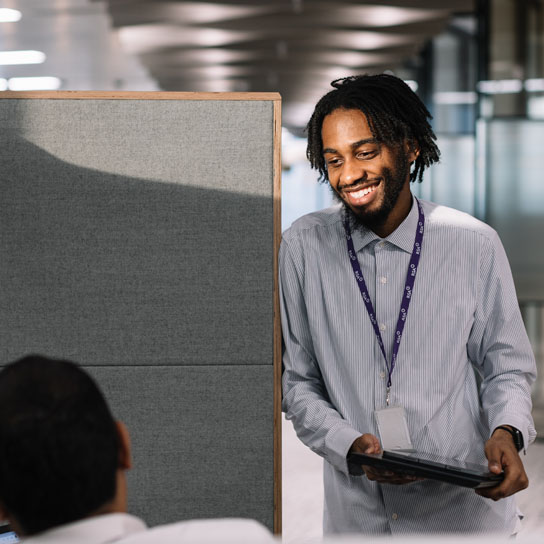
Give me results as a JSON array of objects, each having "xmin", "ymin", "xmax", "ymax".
[
  {"xmin": 349, "ymin": 434, "xmax": 422, "ymax": 485},
  {"xmin": 476, "ymin": 428, "xmax": 528, "ymax": 500}
]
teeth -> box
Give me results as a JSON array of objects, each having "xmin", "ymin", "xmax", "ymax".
[{"xmin": 350, "ymin": 184, "xmax": 377, "ymax": 199}]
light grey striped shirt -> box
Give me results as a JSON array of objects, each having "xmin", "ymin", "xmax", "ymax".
[{"xmin": 280, "ymin": 197, "xmax": 536, "ymax": 535}]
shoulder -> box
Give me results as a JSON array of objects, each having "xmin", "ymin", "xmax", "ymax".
[
  {"xmin": 117, "ymin": 518, "xmax": 274, "ymax": 544},
  {"xmin": 282, "ymin": 204, "xmax": 343, "ymax": 245},
  {"xmin": 280, "ymin": 205, "xmax": 345, "ymax": 275},
  {"xmin": 420, "ymin": 200, "xmax": 499, "ymax": 245}
]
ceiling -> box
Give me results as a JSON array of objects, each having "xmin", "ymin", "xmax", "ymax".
[
  {"xmin": 0, "ymin": 0, "xmax": 158, "ymax": 91},
  {"xmin": 1, "ymin": 0, "xmax": 475, "ymax": 131}
]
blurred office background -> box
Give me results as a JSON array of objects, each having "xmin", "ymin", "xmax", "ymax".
[{"xmin": 2, "ymin": 0, "xmax": 544, "ymax": 541}]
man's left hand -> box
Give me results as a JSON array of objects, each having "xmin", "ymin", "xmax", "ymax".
[{"xmin": 476, "ymin": 428, "xmax": 528, "ymax": 500}]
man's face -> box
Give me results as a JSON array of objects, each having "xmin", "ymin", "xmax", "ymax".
[{"xmin": 321, "ymin": 108, "xmax": 415, "ymax": 231}]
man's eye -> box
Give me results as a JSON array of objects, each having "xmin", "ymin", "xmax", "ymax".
[
  {"xmin": 327, "ymin": 158, "xmax": 342, "ymax": 167},
  {"xmin": 357, "ymin": 150, "xmax": 375, "ymax": 159}
]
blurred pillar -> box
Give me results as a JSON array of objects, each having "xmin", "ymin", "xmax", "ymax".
[
  {"xmin": 478, "ymin": 0, "xmax": 544, "ymax": 118},
  {"xmin": 477, "ymin": 0, "xmax": 544, "ymax": 435}
]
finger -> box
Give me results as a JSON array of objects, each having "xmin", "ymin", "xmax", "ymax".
[
  {"xmin": 490, "ymin": 470, "xmax": 528, "ymax": 499},
  {"xmin": 362, "ymin": 466, "xmax": 395, "ymax": 482},
  {"xmin": 362, "ymin": 435, "xmax": 382, "ymax": 454},
  {"xmin": 476, "ymin": 481, "xmax": 507, "ymax": 500},
  {"xmin": 362, "ymin": 465, "xmax": 386, "ymax": 480},
  {"xmin": 363, "ymin": 466, "xmax": 422, "ymax": 485},
  {"xmin": 375, "ymin": 476, "xmax": 421, "ymax": 485},
  {"xmin": 477, "ymin": 454, "xmax": 528, "ymax": 500},
  {"xmin": 382, "ymin": 475, "xmax": 420, "ymax": 484},
  {"xmin": 363, "ymin": 466, "xmax": 379, "ymax": 481},
  {"xmin": 484, "ymin": 441, "xmax": 503, "ymax": 474},
  {"xmin": 351, "ymin": 434, "xmax": 382, "ymax": 455},
  {"xmin": 476, "ymin": 468, "xmax": 509, "ymax": 500}
]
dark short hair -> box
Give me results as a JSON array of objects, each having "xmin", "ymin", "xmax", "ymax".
[
  {"xmin": 0, "ymin": 355, "xmax": 119, "ymax": 535},
  {"xmin": 306, "ymin": 73, "xmax": 440, "ymax": 183}
]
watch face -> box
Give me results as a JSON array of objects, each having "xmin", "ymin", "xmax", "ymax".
[
  {"xmin": 513, "ymin": 428, "xmax": 524, "ymax": 451},
  {"xmin": 495, "ymin": 426, "xmax": 523, "ymax": 451}
]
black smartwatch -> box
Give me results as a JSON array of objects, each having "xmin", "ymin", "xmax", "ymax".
[{"xmin": 494, "ymin": 425, "xmax": 524, "ymax": 452}]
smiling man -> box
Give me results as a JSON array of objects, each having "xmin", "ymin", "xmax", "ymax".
[
  {"xmin": 279, "ymin": 74, "xmax": 536, "ymax": 535},
  {"xmin": 321, "ymin": 107, "xmax": 415, "ymax": 238}
]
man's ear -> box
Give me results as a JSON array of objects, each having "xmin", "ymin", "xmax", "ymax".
[
  {"xmin": 405, "ymin": 140, "xmax": 420, "ymax": 163},
  {"xmin": 115, "ymin": 421, "xmax": 132, "ymax": 470}
]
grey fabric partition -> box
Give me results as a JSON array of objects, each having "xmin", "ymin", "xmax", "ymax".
[{"xmin": 0, "ymin": 92, "xmax": 281, "ymax": 532}]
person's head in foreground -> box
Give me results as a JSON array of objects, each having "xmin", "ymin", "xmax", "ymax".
[
  {"xmin": 0, "ymin": 355, "xmax": 131, "ymax": 537},
  {"xmin": 306, "ymin": 73, "xmax": 440, "ymax": 237},
  {"xmin": 0, "ymin": 357, "xmax": 274, "ymax": 544}
]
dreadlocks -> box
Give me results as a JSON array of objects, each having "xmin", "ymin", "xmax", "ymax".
[{"xmin": 306, "ymin": 74, "xmax": 440, "ymax": 183}]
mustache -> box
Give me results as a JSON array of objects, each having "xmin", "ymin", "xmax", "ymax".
[{"xmin": 338, "ymin": 178, "xmax": 381, "ymax": 191}]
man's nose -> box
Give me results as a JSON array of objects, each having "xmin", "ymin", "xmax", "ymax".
[{"xmin": 341, "ymin": 157, "xmax": 366, "ymax": 186}]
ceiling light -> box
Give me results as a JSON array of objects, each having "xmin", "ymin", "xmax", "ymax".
[
  {"xmin": 318, "ymin": 51, "xmax": 400, "ymax": 68},
  {"xmin": 477, "ymin": 79, "xmax": 522, "ymax": 94},
  {"xmin": 157, "ymin": 2, "xmax": 268, "ymax": 24},
  {"xmin": 0, "ymin": 8, "xmax": 22, "ymax": 22},
  {"xmin": 118, "ymin": 25, "xmax": 256, "ymax": 55},
  {"xmin": 525, "ymin": 79, "xmax": 544, "ymax": 92},
  {"xmin": 8, "ymin": 77, "xmax": 62, "ymax": 91},
  {"xmin": 434, "ymin": 92, "xmax": 477, "ymax": 104},
  {"xmin": 153, "ymin": 48, "xmax": 254, "ymax": 66},
  {"xmin": 0, "ymin": 50, "xmax": 46, "ymax": 65},
  {"xmin": 163, "ymin": 64, "xmax": 251, "ymax": 79},
  {"xmin": 331, "ymin": 31, "xmax": 417, "ymax": 51},
  {"xmin": 335, "ymin": 6, "xmax": 448, "ymax": 28}
]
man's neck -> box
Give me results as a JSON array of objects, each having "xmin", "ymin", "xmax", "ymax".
[{"xmin": 371, "ymin": 187, "xmax": 413, "ymax": 238}]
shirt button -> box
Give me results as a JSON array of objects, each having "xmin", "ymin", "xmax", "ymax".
[
  {"xmin": 392, "ymin": 513, "xmax": 398, "ymax": 520},
  {"xmin": 379, "ymin": 371, "xmax": 386, "ymax": 379},
  {"xmin": 378, "ymin": 242, "xmax": 385, "ymax": 249},
  {"xmin": 379, "ymin": 323, "xmax": 386, "ymax": 331},
  {"xmin": 380, "ymin": 276, "xmax": 387, "ymax": 284}
]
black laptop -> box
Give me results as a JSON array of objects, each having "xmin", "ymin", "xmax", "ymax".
[{"xmin": 347, "ymin": 450, "xmax": 504, "ymax": 489}]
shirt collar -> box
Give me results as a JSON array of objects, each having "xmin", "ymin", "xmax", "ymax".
[
  {"xmin": 350, "ymin": 195, "xmax": 419, "ymax": 254},
  {"xmin": 21, "ymin": 513, "xmax": 147, "ymax": 544}
]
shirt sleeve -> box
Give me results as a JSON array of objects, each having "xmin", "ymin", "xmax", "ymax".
[
  {"xmin": 467, "ymin": 229, "xmax": 537, "ymax": 449},
  {"xmin": 279, "ymin": 236, "xmax": 362, "ymax": 475}
]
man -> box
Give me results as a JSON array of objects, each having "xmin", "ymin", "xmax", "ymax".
[
  {"xmin": 280, "ymin": 74, "xmax": 536, "ymax": 535},
  {"xmin": 0, "ymin": 355, "xmax": 273, "ymax": 543}
]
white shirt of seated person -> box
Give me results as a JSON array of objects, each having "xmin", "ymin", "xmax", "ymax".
[{"xmin": 117, "ymin": 517, "xmax": 275, "ymax": 544}]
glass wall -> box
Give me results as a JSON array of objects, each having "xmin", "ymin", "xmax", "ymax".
[
  {"xmin": 483, "ymin": 119, "xmax": 544, "ymax": 301},
  {"xmin": 479, "ymin": 0, "xmax": 544, "ymax": 433}
]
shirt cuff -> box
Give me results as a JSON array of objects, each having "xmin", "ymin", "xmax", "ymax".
[
  {"xmin": 490, "ymin": 414, "xmax": 536, "ymax": 453},
  {"xmin": 324, "ymin": 425, "xmax": 363, "ymax": 475}
]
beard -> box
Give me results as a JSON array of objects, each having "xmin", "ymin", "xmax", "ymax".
[{"xmin": 332, "ymin": 147, "xmax": 411, "ymax": 234}]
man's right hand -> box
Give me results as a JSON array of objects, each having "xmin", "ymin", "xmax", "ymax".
[{"xmin": 349, "ymin": 434, "xmax": 423, "ymax": 485}]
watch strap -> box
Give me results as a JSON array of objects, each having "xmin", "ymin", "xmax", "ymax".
[{"xmin": 494, "ymin": 425, "xmax": 524, "ymax": 452}]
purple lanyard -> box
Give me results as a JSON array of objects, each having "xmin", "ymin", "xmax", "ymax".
[{"xmin": 343, "ymin": 199, "xmax": 425, "ymax": 405}]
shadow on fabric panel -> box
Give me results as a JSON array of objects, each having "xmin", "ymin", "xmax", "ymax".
[{"xmin": 0, "ymin": 136, "xmax": 274, "ymax": 366}]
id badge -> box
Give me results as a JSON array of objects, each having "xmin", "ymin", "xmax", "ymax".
[{"xmin": 374, "ymin": 405, "xmax": 415, "ymax": 452}]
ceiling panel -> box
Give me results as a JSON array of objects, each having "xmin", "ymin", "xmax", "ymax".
[
  {"xmin": 103, "ymin": 0, "xmax": 474, "ymax": 129},
  {"xmin": 1, "ymin": 0, "xmax": 475, "ymax": 130}
]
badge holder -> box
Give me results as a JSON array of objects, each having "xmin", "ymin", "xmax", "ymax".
[{"xmin": 375, "ymin": 405, "xmax": 415, "ymax": 452}]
